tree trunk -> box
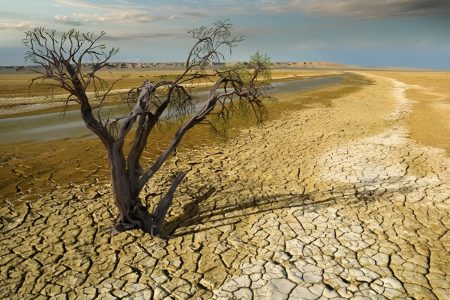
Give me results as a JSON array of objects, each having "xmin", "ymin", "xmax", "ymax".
[{"xmin": 108, "ymin": 143, "xmax": 153, "ymax": 233}]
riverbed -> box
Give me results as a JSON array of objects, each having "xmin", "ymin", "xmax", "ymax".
[{"xmin": 0, "ymin": 76, "xmax": 343, "ymax": 144}]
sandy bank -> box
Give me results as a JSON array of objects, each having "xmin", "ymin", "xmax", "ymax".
[{"xmin": 366, "ymin": 70, "xmax": 450, "ymax": 153}]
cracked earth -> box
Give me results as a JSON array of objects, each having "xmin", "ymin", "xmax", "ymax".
[{"xmin": 1, "ymin": 73, "xmax": 449, "ymax": 299}]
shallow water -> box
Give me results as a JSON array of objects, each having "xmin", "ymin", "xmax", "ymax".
[{"xmin": 0, "ymin": 76, "xmax": 343, "ymax": 144}]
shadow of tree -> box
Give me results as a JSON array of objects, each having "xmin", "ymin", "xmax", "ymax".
[
  {"xmin": 160, "ymin": 177, "xmax": 417, "ymax": 239},
  {"xmin": 161, "ymin": 187, "xmax": 365, "ymax": 238}
]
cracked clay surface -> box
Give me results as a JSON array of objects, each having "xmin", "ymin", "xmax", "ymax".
[{"xmin": 1, "ymin": 73, "xmax": 449, "ymax": 299}]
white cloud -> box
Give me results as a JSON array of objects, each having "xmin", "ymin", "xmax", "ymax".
[
  {"xmin": 0, "ymin": 22, "xmax": 33, "ymax": 31},
  {"xmin": 54, "ymin": 15, "xmax": 83, "ymax": 26},
  {"xmin": 72, "ymin": 12, "xmax": 165, "ymax": 24},
  {"xmin": 53, "ymin": 0, "xmax": 176, "ymax": 25},
  {"xmin": 53, "ymin": 0, "xmax": 237, "ymax": 22},
  {"xmin": 54, "ymin": 0, "xmax": 117, "ymax": 10},
  {"xmin": 103, "ymin": 29, "xmax": 189, "ymax": 41}
]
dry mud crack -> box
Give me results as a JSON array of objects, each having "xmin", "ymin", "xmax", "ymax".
[{"xmin": 1, "ymin": 73, "xmax": 449, "ymax": 299}]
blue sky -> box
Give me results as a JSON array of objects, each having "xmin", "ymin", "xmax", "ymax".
[{"xmin": 1, "ymin": 0, "xmax": 449, "ymax": 69}]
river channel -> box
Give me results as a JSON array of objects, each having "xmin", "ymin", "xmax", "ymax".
[{"xmin": 0, "ymin": 75, "xmax": 343, "ymax": 144}]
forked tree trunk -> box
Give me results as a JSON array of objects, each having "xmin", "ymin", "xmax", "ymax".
[{"xmin": 108, "ymin": 143, "xmax": 153, "ymax": 234}]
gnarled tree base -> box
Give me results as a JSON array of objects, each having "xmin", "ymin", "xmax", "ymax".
[{"xmin": 112, "ymin": 172, "xmax": 187, "ymax": 236}]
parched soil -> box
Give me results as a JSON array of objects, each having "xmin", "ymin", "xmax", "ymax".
[
  {"xmin": 366, "ymin": 70, "xmax": 450, "ymax": 154},
  {"xmin": 0, "ymin": 72, "xmax": 449, "ymax": 299}
]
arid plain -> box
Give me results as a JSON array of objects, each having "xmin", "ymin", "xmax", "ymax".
[{"xmin": 0, "ymin": 67, "xmax": 449, "ymax": 299}]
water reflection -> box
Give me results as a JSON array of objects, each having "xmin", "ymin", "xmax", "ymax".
[{"xmin": 0, "ymin": 76, "xmax": 342, "ymax": 144}]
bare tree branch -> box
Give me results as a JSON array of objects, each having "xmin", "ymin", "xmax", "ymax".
[{"xmin": 24, "ymin": 21, "xmax": 273, "ymax": 236}]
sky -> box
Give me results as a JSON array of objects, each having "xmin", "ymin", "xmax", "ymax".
[{"xmin": 1, "ymin": 0, "xmax": 450, "ymax": 69}]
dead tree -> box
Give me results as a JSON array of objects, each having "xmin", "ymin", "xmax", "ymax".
[{"xmin": 23, "ymin": 21, "xmax": 272, "ymax": 235}]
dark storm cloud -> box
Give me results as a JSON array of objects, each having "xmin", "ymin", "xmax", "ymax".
[{"xmin": 264, "ymin": 0, "xmax": 450, "ymax": 19}]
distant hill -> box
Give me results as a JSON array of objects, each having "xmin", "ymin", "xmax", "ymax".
[
  {"xmin": 97, "ymin": 61, "xmax": 362, "ymax": 70},
  {"xmin": 272, "ymin": 61, "xmax": 361, "ymax": 69},
  {"xmin": 2, "ymin": 61, "xmax": 439, "ymax": 71},
  {"xmin": 0, "ymin": 61, "xmax": 362, "ymax": 71}
]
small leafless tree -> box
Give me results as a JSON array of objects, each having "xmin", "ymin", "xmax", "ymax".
[{"xmin": 24, "ymin": 21, "xmax": 272, "ymax": 236}]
